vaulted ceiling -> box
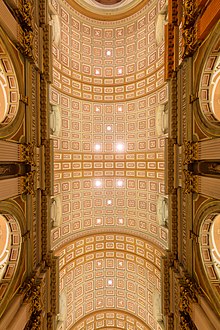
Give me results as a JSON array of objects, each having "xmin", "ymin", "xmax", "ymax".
[{"xmin": 49, "ymin": 0, "xmax": 168, "ymax": 328}]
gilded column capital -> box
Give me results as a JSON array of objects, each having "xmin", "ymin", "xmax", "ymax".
[
  {"xmin": 179, "ymin": 276, "xmax": 201, "ymax": 329},
  {"xmin": 15, "ymin": 0, "xmax": 34, "ymax": 31},
  {"xmin": 183, "ymin": 170, "xmax": 198, "ymax": 194},
  {"xmin": 21, "ymin": 143, "xmax": 36, "ymax": 166},
  {"xmin": 182, "ymin": 0, "xmax": 201, "ymax": 58},
  {"xmin": 22, "ymin": 171, "xmax": 36, "ymax": 195},
  {"xmin": 17, "ymin": 27, "xmax": 35, "ymax": 61},
  {"xmin": 183, "ymin": 140, "xmax": 198, "ymax": 164},
  {"xmin": 15, "ymin": 0, "xmax": 35, "ymax": 61},
  {"xmin": 21, "ymin": 277, "xmax": 42, "ymax": 330}
]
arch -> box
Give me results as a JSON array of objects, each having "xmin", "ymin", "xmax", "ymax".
[
  {"xmin": 0, "ymin": 28, "xmax": 25, "ymax": 139},
  {"xmin": 194, "ymin": 200, "xmax": 220, "ymax": 316},
  {"xmin": 193, "ymin": 21, "xmax": 220, "ymax": 137},
  {"xmin": 0, "ymin": 200, "xmax": 26, "ymax": 318},
  {"xmin": 71, "ymin": 310, "xmax": 152, "ymax": 330},
  {"xmin": 55, "ymin": 233, "xmax": 164, "ymax": 329}
]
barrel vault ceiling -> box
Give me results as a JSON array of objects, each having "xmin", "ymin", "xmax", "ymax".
[{"xmin": 49, "ymin": 0, "xmax": 168, "ymax": 328}]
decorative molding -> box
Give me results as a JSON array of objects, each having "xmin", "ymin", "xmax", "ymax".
[
  {"xmin": 179, "ymin": 276, "xmax": 201, "ymax": 330},
  {"xmin": 21, "ymin": 143, "xmax": 35, "ymax": 166},
  {"xmin": 182, "ymin": 0, "xmax": 201, "ymax": 58},
  {"xmin": 183, "ymin": 141, "xmax": 198, "ymax": 164},
  {"xmin": 15, "ymin": 0, "xmax": 34, "ymax": 31},
  {"xmin": 17, "ymin": 27, "xmax": 34, "ymax": 61},
  {"xmin": 14, "ymin": 0, "xmax": 35, "ymax": 61},
  {"xmin": 183, "ymin": 170, "xmax": 198, "ymax": 194},
  {"xmin": 170, "ymin": 72, "xmax": 178, "ymax": 140},
  {"xmin": 22, "ymin": 277, "xmax": 42, "ymax": 330},
  {"xmin": 166, "ymin": 138, "xmax": 175, "ymax": 194},
  {"xmin": 22, "ymin": 171, "xmax": 36, "ymax": 195},
  {"xmin": 171, "ymin": 192, "xmax": 178, "ymax": 255}
]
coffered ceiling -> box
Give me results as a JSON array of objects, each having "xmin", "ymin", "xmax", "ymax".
[{"xmin": 50, "ymin": 0, "xmax": 168, "ymax": 328}]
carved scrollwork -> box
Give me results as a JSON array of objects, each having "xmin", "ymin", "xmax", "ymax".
[
  {"xmin": 183, "ymin": 170, "xmax": 198, "ymax": 193},
  {"xmin": 179, "ymin": 276, "xmax": 201, "ymax": 329},
  {"xmin": 180, "ymin": 311, "xmax": 197, "ymax": 330},
  {"xmin": 183, "ymin": 141, "xmax": 198, "ymax": 164},
  {"xmin": 182, "ymin": 0, "xmax": 201, "ymax": 58},
  {"xmin": 15, "ymin": 0, "xmax": 34, "ymax": 31},
  {"xmin": 22, "ymin": 171, "xmax": 36, "ymax": 195},
  {"xmin": 22, "ymin": 277, "xmax": 42, "ymax": 330},
  {"xmin": 18, "ymin": 28, "xmax": 34, "ymax": 61},
  {"xmin": 22, "ymin": 143, "xmax": 35, "ymax": 166}
]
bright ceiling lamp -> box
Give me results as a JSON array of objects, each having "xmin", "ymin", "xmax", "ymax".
[
  {"xmin": 116, "ymin": 143, "xmax": 124, "ymax": 152},
  {"xmin": 95, "ymin": 179, "xmax": 102, "ymax": 187},
  {"xmin": 116, "ymin": 179, "xmax": 123, "ymax": 187},
  {"xmin": 94, "ymin": 143, "xmax": 101, "ymax": 151}
]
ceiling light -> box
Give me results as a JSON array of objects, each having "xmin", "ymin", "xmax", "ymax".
[
  {"xmin": 116, "ymin": 179, "xmax": 123, "ymax": 187},
  {"xmin": 118, "ymin": 106, "xmax": 122, "ymax": 111},
  {"xmin": 107, "ymin": 279, "xmax": 113, "ymax": 286},
  {"xmin": 95, "ymin": 68, "xmax": 100, "ymax": 75},
  {"xmin": 96, "ymin": 218, "xmax": 102, "ymax": 224},
  {"xmin": 106, "ymin": 50, "xmax": 111, "ymax": 56},
  {"xmin": 107, "ymin": 199, "xmax": 112, "ymax": 205},
  {"xmin": 118, "ymin": 218, "xmax": 124, "ymax": 224},
  {"xmin": 118, "ymin": 68, "xmax": 122, "ymax": 74},
  {"xmin": 95, "ymin": 180, "xmax": 102, "ymax": 187},
  {"xmin": 94, "ymin": 144, "xmax": 101, "ymax": 151},
  {"xmin": 106, "ymin": 125, "xmax": 112, "ymax": 131},
  {"xmin": 116, "ymin": 143, "xmax": 124, "ymax": 152},
  {"xmin": 95, "ymin": 106, "xmax": 101, "ymax": 112}
]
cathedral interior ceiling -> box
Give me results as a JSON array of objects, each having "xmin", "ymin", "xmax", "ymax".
[{"xmin": 50, "ymin": 0, "xmax": 168, "ymax": 327}]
